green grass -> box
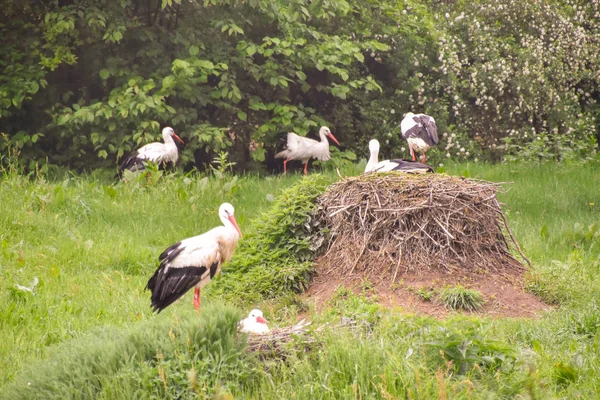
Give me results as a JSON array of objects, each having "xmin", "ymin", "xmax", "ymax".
[
  {"xmin": 439, "ymin": 285, "xmax": 485, "ymax": 312},
  {"xmin": 1, "ymin": 161, "xmax": 600, "ymax": 398}
]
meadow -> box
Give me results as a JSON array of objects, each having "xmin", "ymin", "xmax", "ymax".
[{"xmin": 1, "ymin": 162, "xmax": 600, "ymax": 399}]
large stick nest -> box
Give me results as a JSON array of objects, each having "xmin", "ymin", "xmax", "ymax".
[{"xmin": 315, "ymin": 173, "xmax": 529, "ymax": 282}]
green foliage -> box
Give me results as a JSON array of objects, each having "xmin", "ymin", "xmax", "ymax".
[
  {"xmin": 0, "ymin": 169, "xmax": 314, "ymax": 386},
  {"xmin": 439, "ymin": 285, "xmax": 485, "ymax": 312},
  {"xmin": 570, "ymin": 301, "xmax": 600, "ymax": 338},
  {"xmin": 3, "ymin": 0, "xmax": 599, "ymax": 170},
  {"xmin": 207, "ymin": 174, "xmax": 328, "ymax": 304},
  {"xmin": 1, "ymin": 0, "xmax": 388, "ymax": 170},
  {"xmin": 552, "ymin": 361, "xmax": 579, "ymax": 387},
  {"xmin": 326, "ymin": 285, "xmax": 381, "ymax": 325},
  {"xmin": 524, "ymin": 271, "xmax": 570, "ymax": 306},
  {"xmin": 424, "ymin": 322, "xmax": 516, "ymax": 376},
  {"xmin": 435, "ymin": 0, "xmax": 600, "ymax": 162},
  {"xmin": 2, "ymin": 164, "xmax": 600, "ymax": 398},
  {"xmin": 1, "ymin": 304, "xmax": 247, "ymax": 399},
  {"xmin": 409, "ymin": 286, "xmax": 435, "ymax": 302}
]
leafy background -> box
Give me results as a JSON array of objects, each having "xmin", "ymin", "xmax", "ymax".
[{"xmin": 1, "ymin": 0, "xmax": 599, "ymax": 172}]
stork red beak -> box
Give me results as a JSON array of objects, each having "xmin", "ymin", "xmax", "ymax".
[
  {"xmin": 173, "ymin": 133, "xmax": 184, "ymax": 144},
  {"xmin": 228, "ymin": 215, "xmax": 243, "ymax": 238},
  {"xmin": 256, "ymin": 316, "xmax": 268, "ymax": 324},
  {"xmin": 328, "ymin": 132, "xmax": 340, "ymax": 146}
]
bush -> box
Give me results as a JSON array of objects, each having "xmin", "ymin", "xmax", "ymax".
[
  {"xmin": 207, "ymin": 174, "xmax": 328, "ymax": 304},
  {"xmin": 439, "ymin": 285, "xmax": 485, "ymax": 312},
  {"xmin": 1, "ymin": 304, "xmax": 247, "ymax": 400}
]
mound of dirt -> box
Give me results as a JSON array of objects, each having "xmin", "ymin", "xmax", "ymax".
[{"xmin": 307, "ymin": 173, "xmax": 548, "ymax": 318}]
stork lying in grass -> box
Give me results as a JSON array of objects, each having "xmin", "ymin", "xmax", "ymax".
[{"xmin": 239, "ymin": 309, "xmax": 270, "ymax": 334}]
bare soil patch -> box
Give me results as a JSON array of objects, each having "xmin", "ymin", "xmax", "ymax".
[{"xmin": 305, "ymin": 262, "xmax": 550, "ymax": 318}]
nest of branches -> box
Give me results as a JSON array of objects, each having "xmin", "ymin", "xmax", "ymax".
[
  {"xmin": 315, "ymin": 173, "xmax": 529, "ymax": 283},
  {"xmin": 245, "ymin": 318, "xmax": 363, "ymax": 357},
  {"xmin": 245, "ymin": 319, "xmax": 313, "ymax": 355}
]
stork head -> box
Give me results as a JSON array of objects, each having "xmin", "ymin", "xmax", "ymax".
[
  {"xmin": 368, "ymin": 139, "xmax": 380, "ymax": 154},
  {"xmin": 248, "ymin": 309, "xmax": 268, "ymax": 324},
  {"xmin": 162, "ymin": 127, "xmax": 184, "ymax": 144},
  {"xmin": 219, "ymin": 202, "xmax": 242, "ymax": 238},
  {"xmin": 320, "ymin": 126, "xmax": 340, "ymax": 145}
]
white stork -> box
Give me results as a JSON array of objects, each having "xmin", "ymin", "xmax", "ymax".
[
  {"xmin": 146, "ymin": 203, "xmax": 242, "ymax": 313},
  {"xmin": 239, "ymin": 309, "xmax": 270, "ymax": 334},
  {"xmin": 365, "ymin": 139, "xmax": 433, "ymax": 173},
  {"xmin": 275, "ymin": 126, "xmax": 340, "ymax": 175},
  {"xmin": 118, "ymin": 127, "xmax": 184, "ymax": 175},
  {"xmin": 400, "ymin": 113, "xmax": 439, "ymax": 163}
]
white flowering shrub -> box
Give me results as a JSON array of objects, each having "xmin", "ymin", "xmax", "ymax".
[{"xmin": 433, "ymin": 0, "xmax": 600, "ymax": 161}]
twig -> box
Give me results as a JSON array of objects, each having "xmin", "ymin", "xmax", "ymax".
[{"xmin": 494, "ymin": 198, "xmax": 532, "ymax": 266}]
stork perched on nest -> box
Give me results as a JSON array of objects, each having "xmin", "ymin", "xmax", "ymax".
[
  {"xmin": 365, "ymin": 139, "xmax": 433, "ymax": 173},
  {"xmin": 118, "ymin": 127, "xmax": 184, "ymax": 176},
  {"xmin": 400, "ymin": 113, "xmax": 439, "ymax": 163},
  {"xmin": 239, "ymin": 309, "xmax": 270, "ymax": 334},
  {"xmin": 146, "ymin": 203, "xmax": 242, "ymax": 313},
  {"xmin": 275, "ymin": 126, "xmax": 340, "ymax": 175}
]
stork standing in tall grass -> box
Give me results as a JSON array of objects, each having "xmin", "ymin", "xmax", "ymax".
[
  {"xmin": 146, "ymin": 203, "xmax": 242, "ymax": 313},
  {"xmin": 365, "ymin": 139, "xmax": 433, "ymax": 173},
  {"xmin": 275, "ymin": 126, "xmax": 340, "ymax": 175},
  {"xmin": 400, "ymin": 113, "xmax": 439, "ymax": 163},
  {"xmin": 118, "ymin": 127, "xmax": 184, "ymax": 176}
]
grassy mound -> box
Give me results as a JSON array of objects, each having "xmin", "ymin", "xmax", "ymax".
[
  {"xmin": 207, "ymin": 175, "xmax": 328, "ymax": 304},
  {"xmin": 316, "ymin": 173, "xmax": 528, "ymax": 282},
  {"xmin": 1, "ymin": 304, "xmax": 245, "ymax": 400}
]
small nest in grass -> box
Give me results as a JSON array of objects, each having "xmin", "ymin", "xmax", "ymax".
[
  {"xmin": 315, "ymin": 173, "xmax": 530, "ymax": 283},
  {"xmin": 245, "ymin": 320, "xmax": 313, "ymax": 354},
  {"xmin": 245, "ymin": 319, "xmax": 363, "ymax": 356}
]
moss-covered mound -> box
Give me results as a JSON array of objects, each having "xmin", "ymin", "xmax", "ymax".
[{"xmin": 207, "ymin": 175, "xmax": 328, "ymax": 304}]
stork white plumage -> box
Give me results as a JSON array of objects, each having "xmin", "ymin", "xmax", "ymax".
[
  {"xmin": 400, "ymin": 113, "xmax": 439, "ymax": 163},
  {"xmin": 275, "ymin": 126, "xmax": 340, "ymax": 175},
  {"xmin": 146, "ymin": 203, "xmax": 242, "ymax": 313},
  {"xmin": 365, "ymin": 139, "xmax": 433, "ymax": 173},
  {"xmin": 119, "ymin": 127, "xmax": 184, "ymax": 175},
  {"xmin": 239, "ymin": 309, "xmax": 270, "ymax": 335}
]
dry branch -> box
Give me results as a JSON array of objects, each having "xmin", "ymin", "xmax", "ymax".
[
  {"xmin": 245, "ymin": 319, "xmax": 312, "ymax": 353},
  {"xmin": 315, "ymin": 173, "xmax": 528, "ymax": 283}
]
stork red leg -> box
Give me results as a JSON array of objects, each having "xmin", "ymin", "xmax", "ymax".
[
  {"xmin": 283, "ymin": 159, "xmax": 288, "ymax": 175},
  {"xmin": 410, "ymin": 148, "xmax": 416, "ymax": 162},
  {"xmin": 193, "ymin": 288, "xmax": 200, "ymax": 312},
  {"xmin": 303, "ymin": 161, "xmax": 308, "ymax": 175},
  {"xmin": 421, "ymin": 152, "xmax": 426, "ymax": 163}
]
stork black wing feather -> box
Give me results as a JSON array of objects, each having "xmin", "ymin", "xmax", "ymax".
[
  {"xmin": 414, "ymin": 116, "xmax": 438, "ymax": 146},
  {"xmin": 118, "ymin": 152, "xmax": 146, "ymax": 175},
  {"xmin": 147, "ymin": 264, "xmax": 216, "ymax": 313},
  {"xmin": 159, "ymin": 241, "xmax": 184, "ymax": 263},
  {"xmin": 390, "ymin": 159, "xmax": 434, "ymax": 172}
]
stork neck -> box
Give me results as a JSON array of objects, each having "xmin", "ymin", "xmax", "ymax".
[
  {"xmin": 370, "ymin": 148, "xmax": 379, "ymax": 164},
  {"xmin": 162, "ymin": 133, "xmax": 178, "ymax": 150},
  {"xmin": 319, "ymin": 130, "xmax": 329, "ymax": 144},
  {"xmin": 365, "ymin": 148, "xmax": 379, "ymax": 172}
]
